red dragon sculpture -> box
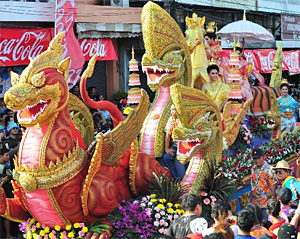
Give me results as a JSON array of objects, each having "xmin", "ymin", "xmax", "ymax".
[{"xmin": 0, "ymin": 32, "xmax": 170, "ymax": 236}]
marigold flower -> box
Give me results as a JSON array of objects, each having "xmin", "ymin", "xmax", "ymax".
[
  {"xmin": 60, "ymin": 232, "xmax": 64, "ymax": 239},
  {"xmin": 65, "ymin": 225, "xmax": 71, "ymax": 231},
  {"xmin": 176, "ymin": 209, "xmax": 181, "ymax": 214},
  {"xmin": 30, "ymin": 218, "xmax": 36, "ymax": 224},
  {"xmin": 44, "ymin": 226, "xmax": 50, "ymax": 233},
  {"xmin": 150, "ymin": 199, "xmax": 157, "ymax": 203},
  {"xmin": 157, "ymin": 204, "xmax": 164, "ymax": 209},
  {"xmin": 67, "ymin": 232, "xmax": 75, "ymax": 238},
  {"xmin": 49, "ymin": 233, "xmax": 54, "ymax": 239},
  {"xmin": 167, "ymin": 208, "xmax": 174, "ymax": 214},
  {"xmin": 54, "ymin": 225, "xmax": 61, "ymax": 231},
  {"xmin": 150, "ymin": 194, "xmax": 156, "ymax": 198},
  {"xmin": 167, "ymin": 202, "xmax": 173, "ymax": 207},
  {"xmin": 33, "ymin": 233, "xmax": 38, "ymax": 239},
  {"xmin": 36, "ymin": 222, "xmax": 41, "ymax": 228},
  {"xmin": 174, "ymin": 203, "xmax": 180, "ymax": 208},
  {"xmin": 26, "ymin": 234, "xmax": 32, "ymax": 239},
  {"xmin": 82, "ymin": 227, "xmax": 88, "ymax": 233}
]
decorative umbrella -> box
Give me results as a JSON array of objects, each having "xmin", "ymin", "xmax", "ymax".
[{"xmin": 217, "ymin": 11, "xmax": 274, "ymax": 44}]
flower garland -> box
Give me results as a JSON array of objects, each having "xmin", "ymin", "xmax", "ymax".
[
  {"xmin": 19, "ymin": 218, "xmax": 89, "ymax": 239},
  {"xmin": 218, "ymin": 130, "xmax": 300, "ymax": 180},
  {"xmin": 108, "ymin": 194, "xmax": 185, "ymax": 238}
]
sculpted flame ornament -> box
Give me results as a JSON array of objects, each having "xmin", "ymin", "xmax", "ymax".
[{"xmin": 0, "ymin": 32, "xmax": 171, "ymax": 234}]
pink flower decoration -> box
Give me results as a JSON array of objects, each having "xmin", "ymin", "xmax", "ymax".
[
  {"xmin": 210, "ymin": 196, "xmax": 217, "ymax": 202},
  {"xmin": 174, "ymin": 215, "xmax": 179, "ymax": 219},
  {"xmin": 79, "ymin": 223, "xmax": 85, "ymax": 228},
  {"xmin": 211, "ymin": 202, "xmax": 215, "ymax": 207},
  {"xmin": 53, "ymin": 236, "xmax": 57, "ymax": 239},
  {"xmin": 160, "ymin": 211, "xmax": 165, "ymax": 216},
  {"xmin": 203, "ymin": 198, "xmax": 210, "ymax": 205},
  {"xmin": 168, "ymin": 215, "xmax": 173, "ymax": 220},
  {"xmin": 79, "ymin": 231, "xmax": 85, "ymax": 237},
  {"xmin": 244, "ymin": 136, "xmax": 248, "ymax": 140},
  {"xmin": 52, "ymin": 230, "xmax": 56, "ymax": 235},
  {"xmin": 160, "ymin": 219, "xmax": 165, "ymax": 225},
  {"xmin": 159, "ymin": 228, "xmax": 165, "ymax": 234},
  {"xmin": 201, "ymin": 192, "xmax": 208, "ymax": 196},
  {"xmin": 247, "ymin": 140, "xmax": 250, "ymax": 144},
  {"xmin": 155, "ymin": 213, "xmax": 161, "ymax": 219},
  {"xmin": 154, "ymin": 221, "xmax": 160, "ymax": 227}
]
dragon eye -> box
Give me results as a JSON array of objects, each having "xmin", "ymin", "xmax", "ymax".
[{"xmin": 31, "ymin": 71, "xmax": 46, "ymax": 87}]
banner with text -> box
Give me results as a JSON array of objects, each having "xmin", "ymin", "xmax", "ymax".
[
  {"xmin": 0, "ymin": 28, "xmax": 53, "ymax": 66},
  {"xmin": 79, "ymin": 38, "xmax": 118, "ymax": 61}
]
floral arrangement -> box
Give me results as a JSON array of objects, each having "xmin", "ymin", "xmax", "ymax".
[
  {"xmin": 19, "ymin": 218, "xmax": 89, "ymax": 239},
  {"xmin": 230, "ymin": 123, "xmax": 253, "ymax": 152},
  {"xmin": 108, "ymin": 194, "xmax": 185, "ymax": 238},
  {"xmin": 218, "ymin": 130, "xmax": 300, "ymax": 180},
  {"xmin": 248, "ymin": 116, "xmax": 268, "ymax": 138}
]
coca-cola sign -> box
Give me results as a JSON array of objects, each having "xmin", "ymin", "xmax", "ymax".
[
  {"xmin": 79, "ymin": 38, "xmax": 118, "ymax": 61},
  {"xmin": 253, "ymin": 49, "xmax": 277, "ymax": 73},
  {"xmin": 0, "ymin": 28, "xmax": 53, "ymax": 66}
]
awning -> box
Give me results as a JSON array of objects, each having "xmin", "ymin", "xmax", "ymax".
[{"xmin": 76, "ymin": 23, "xmax": 142, "ymax": 39}]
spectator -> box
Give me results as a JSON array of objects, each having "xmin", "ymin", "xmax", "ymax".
[
  {"xmin": 267, "ymin": 199, "xmax": 285, "ymax": 239},
  {"xmin": 245, "ymin": 203, "xmax": 271, "ymax": 238},
  {"xmin": 167, "ymin": 194, "xmax": 204, "ymax": 238},
  {"xmin": 242, "ymin": 147, "xmax": 276, "ymax": 217},
  {"xmin": 0, "ymin": 147, "xmax": 13, "ymax": 239},
  {"xmin": 202, "ymin": 233, "xmax": 224, "ymax": 239},
  {"xmin": 275, "ymin": 187, "xmax": 294, "ymax": 222},
  {"xmin": 0, "ymin": 98, "xmax": 7, "ymax": 114},
  {"xmin": 70, "ymin": 83, "xmax": 80, "ymax": 98},
  {"xmin": 262, "ymin": 220, "xmax": 272, "ymax": 230},
  {"xmin": 272, "ymin": 160, "xmax": 300, "ymax": 200},
  {"xmin": 235, "ymin": 209, "xmax": 256, "ymax": 239},
  {"xmin": 88, "ymin": 86, "xmax": 98, "ymax": 101},
  {"xmin": 202, "ymin": 201, "xmax": 233, "ymax": 236},
  {"xmin": 277, "ymin": 223, "xmax": 297, "ymax": 239}
]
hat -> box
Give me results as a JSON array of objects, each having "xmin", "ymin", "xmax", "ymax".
[
  {"xmin": 8, "ymin": 122, "xmax": 19, "ymax": 132},
  {"xmin": 276, "ymin": 187, "xmax": 292, "ymax": 204},
  {"xmin": 272, "ymin": 160, "xmax": 293, "ymax": 171},
  {"xmin": 123, "ymin": 107, "xmax": 133, "ymax": 116},
  {"xmin": 277, "ymin": 223, "xmax": 297, "ymax": 239},
  {"xmin": 252, "ymin": 147, "xmax": 264, "ymax": 159},
  {"xmin": 258, "ymin": 235, "xmax": 273, "ymax": 239}
]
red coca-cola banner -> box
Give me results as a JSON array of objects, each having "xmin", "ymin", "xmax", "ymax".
[
  {"xmin": 0, "ymin": 28, "xmax": 53, "ymax": 67},
  {"xmin": 79, "ymin": 38, "xmax": 118, "ymax": 61},
  {"xmin": 220, "ymin": 49, "xmax": 300, "ymax": 74}
]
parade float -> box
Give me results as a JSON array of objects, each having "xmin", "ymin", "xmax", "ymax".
[{"xmin": 1, "ymin": 1, "xmax": 300, "ymax": 238}]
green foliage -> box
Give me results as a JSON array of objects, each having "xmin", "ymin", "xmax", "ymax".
[
  {"xmin": 148, "ymin": 171, "xmax": 188, "ymax": 204},
  {"xmin": 88, "ymin": 218, "xmax": 110, "ymax": 234},
  {"xmin": 112, "ymin": 91, "xmax": 128, "ymax": 104}
]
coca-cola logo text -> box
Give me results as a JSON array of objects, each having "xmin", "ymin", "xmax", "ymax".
[
  {"xmin": 80, "ymin": 39, "xmax": 107, "ymax": 58},
  {"xmin": 256, "ymin": 50, "xmax": 276, "ymax": 71},
  {"xmin": 0, "ymin": 31, "xmax": 48, "ymax": 63}
]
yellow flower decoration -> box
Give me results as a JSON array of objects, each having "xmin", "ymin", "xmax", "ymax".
[
  {"xmin": 167, "ymin": 202, "xmax": 173, "ymax": 207},
  {"xmin": 150, "ymin": 199, "xmax": 157, "ymax": 203},
  {"xmin": 49, "ymin": 233, "xmax": 54, "ymax": 239},
  {"xmin": 39, "ymin": 230, "xmax": 45, "ymax": 236},
  {"xmin": 82, "ymin": 227, "xmax": 88, "ymax": 233},
  {"xmin": 150, "ymin": 194, "xmax": 156, "ymax": 198},
  {"xmin": 36, "ymin": 222, "xmax": 41, "ymax": 228},
  {"xmin": 26, "ymin": 234, "xmax": 32, "ymax": 239},
  {"xmin": 176, "ymin": 209, "xmax": 182, "ymax": 214},
  {"xmin": 68, "ymin": 232, "xmax": 75, "ymax": 238},
  {"xmin": 45, "ymin": 226, "xmax": 50, "ymax": 233},
  {"xmin": 33, "ymin": 233, "xmax": 38, "ymax": 239},
  {"xmin": 74, "ymin": 222, "xmax": 80, "ymax": 228},
  {"xmin": 60, "ymin": 232, "xmax": 64, "ymax": 239},
  {"xmin": 157, "ymin": 204, "xmax": 164, "ymax": 209},
  {"xmin": 66, "ymin": 224, "xmax": 72, "ymax": 231},
  {"xmin": 167, "ymin": 208, "xmax": 174, "ymax": 214},
  {"xmin": 174, "ymin": 203, "xmax": 181, "ymax": 208},
  {"xmin": 30, "ymin": 218, "xmax": 35, "ymax": 224},
  {"xmin": 55, "ymin": 225, "xmax": 61, "ymax": 231},
  {"xmin": 31, "ymin": 228, "xmax": 36, "ymax": 233}
]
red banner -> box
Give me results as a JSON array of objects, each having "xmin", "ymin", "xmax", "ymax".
[
  {"xmin": 79, "ymin": 38, "xmax": 118, "ymax": 61},
  {"xmin": 0, "ymin": 28, "xmax": 53, "ymax": 67},
  {"xmin": 55, "ymin": 0, "xmax": 85, "ymax": 88},
  {"xmin": 220, "ymin": 49, "xmax": 300, "ymax": 74}
]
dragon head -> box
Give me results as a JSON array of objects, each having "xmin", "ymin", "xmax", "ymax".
[
  {"xmin": 4, "ymin": 32, "xmax": 69, "ymax": 127},
  {"xmin": 170, "ymin": 84, "xmax": 223, "ymax": 164},
  {"xmin": 141, "ymin": 1, "xmax": 192, "ymax": 91}
]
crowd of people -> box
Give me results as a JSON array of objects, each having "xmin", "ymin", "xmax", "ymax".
[{"xmin": 163, "ymin": 192, "xmax": 300, "ymax": 239}]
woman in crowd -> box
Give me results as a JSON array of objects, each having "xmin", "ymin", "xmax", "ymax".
[
  {"xmin": 267, "ymin": 199, "xmax": 286, "ymax": 239},
  {"xmin": 278, "ymin": 79, "xmax": 298, "ymax": 133},
  {"xmin": 202, "ymin": 64, "xmax": 231, "ymax": 111}
]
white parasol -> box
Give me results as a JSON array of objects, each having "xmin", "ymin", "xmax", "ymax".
[{"xmin": 217, "ymin": 11, "xmax": 275, "ymax": 44}]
